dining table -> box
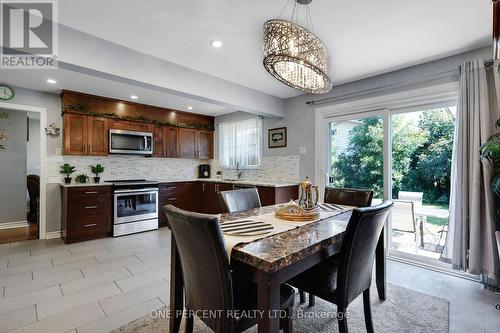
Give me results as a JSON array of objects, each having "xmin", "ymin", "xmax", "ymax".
[{"xmin": 169, "ymin": 204, "xmax": 388, "ymax": 333}]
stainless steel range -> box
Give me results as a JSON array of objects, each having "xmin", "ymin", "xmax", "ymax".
[{"xmin": 110, "ymin": 179, "xmax": 159, "ymax": 236}]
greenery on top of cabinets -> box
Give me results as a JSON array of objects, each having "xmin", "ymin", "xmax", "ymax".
[{"xmin": 62, "ymin": 102, "xmax": 213, "ymax": 130}]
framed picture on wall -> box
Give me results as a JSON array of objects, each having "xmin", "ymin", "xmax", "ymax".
[{"xmin": 268, "ymin": 127, "xmax": 287, "ymax": 148}]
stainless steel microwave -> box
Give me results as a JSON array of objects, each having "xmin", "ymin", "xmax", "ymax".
[{"xmin": 109, "ymin": 129, "xmax": 153, "ymax": 155}]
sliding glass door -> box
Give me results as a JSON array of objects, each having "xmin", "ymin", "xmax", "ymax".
[
  {"xmin": 328, "ymin": 114, "xmax": 385, "ymax": 204},
  {"xmin": 326, "ymin": 104, "xmax": 456, "ymax": 266},
  {"xmin": 390, "ymin": 106, "xmax": 456, "ymax": 262}
]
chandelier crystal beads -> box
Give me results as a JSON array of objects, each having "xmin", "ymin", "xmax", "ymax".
[{"xmin": 263, "ymin": 1, "xmax": 332, "ymax": 94}]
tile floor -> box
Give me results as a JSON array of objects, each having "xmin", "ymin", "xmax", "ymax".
[{"xmin": 0, "ymin": 229, "xmax": 498, "ymax": 333}]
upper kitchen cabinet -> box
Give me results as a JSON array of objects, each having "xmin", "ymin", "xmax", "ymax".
[
  {"xmin": 64, "ymin": 113, "xmax": 109, "ymax": 156},
  {"xmin": 63, "ymin": 113, "xmax": 88, "ymax": 155},
  {"xmin": 88, "ymin": 116, "xmax": 109, "ymax": 156},
  {"xmin": 152, "ymin": 125, "xmax": 165, "ymax": 157},
  {"xmin": 178, "ymin": 128, "xmax": 213, "ymax": 159},
  {"xmin": 197, "ymin": 130, "xmax": 213, "ymax": 159},
  {"xmin": 178, "ymin": 128, "xmax": 197, "ymax": 158},
  {"xmin": 61, "ymin": 90, "xmax": 214, "ymax": 158},
  {"xmin": 164, "ymin": 127, "xmax": 179, "ymax": 158}
]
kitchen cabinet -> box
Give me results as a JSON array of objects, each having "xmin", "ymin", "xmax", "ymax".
[
  {"xmin": 178, "ymin": 128, "xmax": 197, "ymax": 158},
  {"xmin": 108, "ymin": 119, "xmax": 151, "ymax": 132},
  {"xmin": 152, "ymin": 125, "xmax": 165, "ymax": 157},
  {"xmin": 61, "ymin": 186, "xmax": 112, "ymax": 243},
  {"xmin": 199, "ymin": 182, "xmax": 234, "ymax": 214},
  {"xmin": 165, "ymin": 127, "xmax": 179, "ymax": 158},
  {"xmin": 257, "ymin": 186, "xmax": 299, "ymax": 206},
  {"xmin": 63, "ymin": 112, "xmax": 212, "ymax": 158},
  {"xmin": 88, "ymin": 116, "xmax": 109, "ymax": 156},
  {"xmin": 63, "ymin": 113, "xmax": 108, "ymax": 156},
  {"xmin": 159, "ymin": 182, "xmax": 199, "ymax": 227},
  {"xmin": 178, "ymin": 128, "xmax": 214, "ymax": 159},
  {"xmin": 197, "ymin": 130, "xmax": 213, "ymax": 159}
]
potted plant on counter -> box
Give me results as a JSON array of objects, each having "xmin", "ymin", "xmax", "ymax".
[
  {"xmin": 75, "ymin": 174, "xmax": 90, "ymax": 184},
  {"xmin": 91, "ymin": 164, "xmax": 105, "ymax": 183},
  {"xmin": 60, "ymin": 163, "xmax": 76, "ymax": 184}
]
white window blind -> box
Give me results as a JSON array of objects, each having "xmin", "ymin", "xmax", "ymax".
[{"xmin": 219, "ymin": 117, "xmax": 262, "ymax": 168}]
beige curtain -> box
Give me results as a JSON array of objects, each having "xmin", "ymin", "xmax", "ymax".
[{"xmin": 444, "ymin": 59, "xmax": 500, "ymax": 280}]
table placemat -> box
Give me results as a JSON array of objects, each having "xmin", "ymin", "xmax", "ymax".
[{"xmin": 221, "ymin": 207, "xmax": 349, "ymax": 259}]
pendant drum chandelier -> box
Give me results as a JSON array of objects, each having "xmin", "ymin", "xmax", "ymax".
[{"xmin": 263, "ymin": 0, "xmax": 332, "ymax": 94}]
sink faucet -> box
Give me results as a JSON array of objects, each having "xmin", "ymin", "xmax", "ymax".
[{"xmin": 236, "ymin": 161, "xmax": 243, "ymax": 180}]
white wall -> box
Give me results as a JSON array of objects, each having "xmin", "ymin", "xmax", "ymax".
[
  {"xmin": 27, "ymin": 117, "xmax": 41, "ymax": 175},
  {"xmin": 0, "ymin": 109, "xmax": 27, "ymax": 223}
]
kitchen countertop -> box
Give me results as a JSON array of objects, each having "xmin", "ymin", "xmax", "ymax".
[
  {"xmin": 59, "ymin": 182, "xmax": 113, "ymax": 187},
  {"xmin": 157, "ymin": 178, "xmax": 299, "ymax": 188},
  {"xmin": 60, "ymin": 179, "xmax": 298, "ymax": 188}
]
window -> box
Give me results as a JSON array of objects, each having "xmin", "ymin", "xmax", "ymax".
[{"xmin": 219, "ymin": 117, "xmax": 262, "ymax": 168}]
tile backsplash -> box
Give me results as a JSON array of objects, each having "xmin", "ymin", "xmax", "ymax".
[
  {"xmin": 210, "ymin": 156, "xmax": 300, "ymax": 183},
  {"xmin": 45, "ymin": 155, "xmax": 300, "ymax": 184}
]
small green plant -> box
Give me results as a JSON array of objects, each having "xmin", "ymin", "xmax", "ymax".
[
  {"xmin": 75, "ymin": 174, "xmax": 90, "ymax": 184},
  {"xmin": 60, "ymin": 163, "xmax": 76, "ymax": 177},
  {"xmin": 91, "ymin": 164, "xmax": 105, "ymax": 176}
]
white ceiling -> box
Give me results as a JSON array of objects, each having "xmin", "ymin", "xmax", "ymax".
[
  {"xmin": 58, "ymin": 0, "xmax": 492, "ymax": 99},
  {"xmin": 0, "ymin": 69, "xmax": 232, "ymax": 116}
]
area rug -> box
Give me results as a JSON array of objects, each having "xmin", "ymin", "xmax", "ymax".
[{"xmin": 113, "ymin": 283, "xmax": 449, "ymax": 333}]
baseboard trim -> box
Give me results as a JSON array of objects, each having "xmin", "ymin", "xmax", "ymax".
[
  {"xmin": 0, "ymin": 221, "xmax": 29, "ymax": 230},
  {"xmin": 45, "ymin": 231, "xmax": 62, "ymax": 239}
]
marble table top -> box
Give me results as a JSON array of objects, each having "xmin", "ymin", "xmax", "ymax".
[{"xmin": 220, "ymin": 205, "xmax": 352, "ymax": 273}]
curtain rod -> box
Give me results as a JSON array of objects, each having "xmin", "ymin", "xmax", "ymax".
[{"xmin": 306, "ymin": 69, "xmax": 458, "ymax": 106}]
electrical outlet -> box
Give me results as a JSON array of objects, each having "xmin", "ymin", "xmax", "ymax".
[{"xmin": 299, "ymin": 146, "xmax": 307, "ymax": 155}]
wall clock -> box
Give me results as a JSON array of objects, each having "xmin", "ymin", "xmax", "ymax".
[{"xmin": 0, "ymin": 85, "xmax": 14, "ymax": 100}]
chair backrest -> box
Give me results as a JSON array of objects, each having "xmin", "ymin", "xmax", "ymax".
[
  {"xmin": 336, "ymin": 201, "xmax": 393, "ymax": 306},
  {"xmin": 27, "ymin": 175, "xmax": 40, "ymax": 211},
  {"xmin": 391, "ymin": 200, "xmax": 416, "ymax": 233},
  {"xmin": 324, "ymin": 187, "xmax": 373, "ymax": 207},
  {"xmin": 219, "ymin": 188, "xmax": 262, "ymax": 213},
  {"xmin": 164, "ymin": 205, "xmax": 234, "ymax": 331},
  {"xmin": 398, "ymin": 191, "xmax": 423, "ymax": 207}
]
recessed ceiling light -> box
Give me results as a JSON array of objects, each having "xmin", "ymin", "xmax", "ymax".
[
  {"xmin": 210, "ymin": 40, "xmax": 223, "ymax": 48},
  {"xmin": 46, "ymin": 79, "xmax": 57, "ymax": 84},
  {"xmin": 187, "ymin": 106, "xmax": 193, "ymax": 110},
  {"xmin": 130, "ymin": 95, "xmax": 138, "ymax": 100}
]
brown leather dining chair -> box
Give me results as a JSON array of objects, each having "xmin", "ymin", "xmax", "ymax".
[
  {"xmin": 288, "ymin": 201, "xmax": 393, "ymax": 333},
  {"xmin": 164, "ymin": 205, "xmax": 295, "ymax": 333},
  {"xmin": 301, "ymin": 187, "xmax": 374, "ymax": 305},
  {"xmin": 324, "ymin": 187, "xmax": 374, "ymax": 208},
  {"xmin": 219, "ymin": 188, "xmax": 261, "ymax": 213}
]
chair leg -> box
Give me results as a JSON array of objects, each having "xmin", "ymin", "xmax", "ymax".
[
  {"xmin": 185, "ymin": 314, "xmax": 193, "ymax": 333},
  {"xmin": 299, "ymin": 290, "xmax": 306, "ymax": 303},
  {"xmin": 309, "ymin": 294, "xmax": 315, "ymax": 307},
  {"xmin": 363, "ymin": 289, "xmax": 374, "ymax": 333},
  {"xmin": 282, "ymin": 306, "xmax": 294, "ymax": 333},
  {"xmin": 337, "ymin": 306, "xmax": 348, "ymax": 333}
]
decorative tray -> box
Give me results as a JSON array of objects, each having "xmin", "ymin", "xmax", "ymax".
[{"xmin": 274, "ymin": 202, "xmax": 320, "ymax": 222}]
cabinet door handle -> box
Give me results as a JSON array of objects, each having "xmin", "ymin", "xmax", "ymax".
[
  {"xmin": 168, "ymin": 197, "xmax": 177, "ymax": 201},
  {"xmin": 85, "ymin": 191, "xmax": 98, "ymax": 194},
  {"xmin": 202, "ymin": 183, "xmax": 205, "ymax": 191},
  {"xmin": 84, "ymin": 205, "xmax": 98, "ymax": 209},
  {"xmin": 84, "ymin": 223, "xmax": 97, "ymax": 227}
]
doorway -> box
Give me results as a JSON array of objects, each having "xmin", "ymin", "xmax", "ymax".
[
  {"xmin": 0, "ymin": 102, "xmax": 47, "ymax": 243},
  {"xmin": 325, "ymin": 103, "xmax": 457, "ymax": 267}
]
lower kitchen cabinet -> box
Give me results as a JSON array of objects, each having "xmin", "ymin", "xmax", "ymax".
[
  {"xmin": 61, "ymin": 186, "xmax": 112, "ymax": 244},
  {"xmin": 158, "ymin": 182, "xmax": 199, "ymax": 227},
  {"xmin": 257, "ymin": 186, "xmax": 299, "ymax": 206}
]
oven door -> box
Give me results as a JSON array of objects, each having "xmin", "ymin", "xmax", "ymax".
[
  {"xmin": 114, "ymin": 188, "xmax": 158, "ymax": 224},
  {"xmin": 109, "ymin": 130, "xmax": 153, "ymax": 155}
]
